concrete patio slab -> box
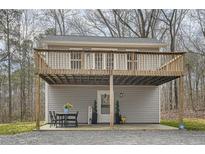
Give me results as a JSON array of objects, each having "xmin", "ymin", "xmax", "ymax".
[{"xmin": 39, "ymin": 124, "xmax": 178, "ymax": 131}]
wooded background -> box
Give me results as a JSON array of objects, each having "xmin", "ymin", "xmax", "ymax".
[{"xmin": 0, "ymin": 9, "xmax": 205, "ymax": 123}]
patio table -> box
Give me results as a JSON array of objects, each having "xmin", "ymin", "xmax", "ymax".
[{"xmin": 56, "ymin": 111, "xmax": 78, "ymax": 128}]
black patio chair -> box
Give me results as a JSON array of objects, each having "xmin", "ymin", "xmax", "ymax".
[
  {"xmin": 52, "ymin": 111, "xmax": 64, "ymax": 127},
  {"xmin": 49, "ymin": 111, "xmax": 64, "ymax": 127},
  {"xmin": 52, "ymin": 111, "xmax": 56, "ymax": 119},
  {"xmin": 49, "ymin": 111, "xmax": 56, "ymax": 127},
  {"xmin": 75, "ymin": 111, "xmax": 79, "ymax": 127}
]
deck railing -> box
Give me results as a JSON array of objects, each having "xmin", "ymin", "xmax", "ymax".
[{"xmin": 34, "ymin": 49, "xmax": 185, "ymax": 76}]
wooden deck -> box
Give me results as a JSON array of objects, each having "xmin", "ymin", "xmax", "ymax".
[
  {"xmin": 34, "ymin": 48, "xmax": 186, "ymax": 130},
  {"xmin": 34, "ymin": 48, "xmax": 185, "ymax": 86}
]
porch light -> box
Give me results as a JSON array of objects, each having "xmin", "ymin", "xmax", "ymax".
[{"xmin": 120, "ymin": 92, "xmax": 124, "ymax": 97}]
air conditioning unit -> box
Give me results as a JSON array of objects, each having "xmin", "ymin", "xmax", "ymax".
[{"xmin": 88, "ymin": 106, "xmax": 92, "ymax": 124}]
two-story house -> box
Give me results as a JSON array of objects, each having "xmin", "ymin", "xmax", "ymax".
[{"xmin": 34, "ymin": 35, "xmax": 185, "ymax": 129}]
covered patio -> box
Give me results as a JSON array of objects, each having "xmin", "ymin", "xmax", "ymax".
[{"xmin": 39, "ymin": 124, "xmax": 177, "ymax": 131}]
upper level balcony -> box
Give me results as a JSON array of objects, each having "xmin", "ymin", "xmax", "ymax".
[{"xmin": 34, "ymin": 48, "xmax": 185, "ymax": 86}]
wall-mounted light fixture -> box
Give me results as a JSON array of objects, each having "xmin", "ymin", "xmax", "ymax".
[{"xmin": 120, "ymin": 92, "xmax": 124, "ymax": 98}]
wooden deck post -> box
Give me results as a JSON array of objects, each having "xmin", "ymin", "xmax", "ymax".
[
  {"xmin": 179, "ymin": 76, "xmax": 184, "ymax": 129},
  {"xmin": 35, "ymin": 74, "xmax": 41, "ymax": 130},
  {"xmin": 110, "ymin": 75, "xmax": 114, "ymax": 127}
]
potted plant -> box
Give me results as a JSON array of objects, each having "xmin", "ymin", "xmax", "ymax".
[
  {"xmin": 115, "ymin": 100, "xmax": 121, "ymax": 124},
  {"xmin": 92, "ymin": 100, "xmax": 97, "ymax": 124},
  {"xmin": 121, "ymin": 116, "xmax": 126, "ymax": 124},
  {"xmin": 64, "ymin": 102, "xmax": 73, "ymax": 114}
]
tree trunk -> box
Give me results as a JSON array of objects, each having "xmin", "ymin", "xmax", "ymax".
[
  {"xmin": 169, "ymin": 82, "xmax": 173, "ymax": 110},
  {"xmin": 170, "ymin": 36, "xmax": 178, "ymax": 110},
  {"xmin": 187, "ymin": 65, "xmax": 196, "ymax": 112},
  {"xmin": 178, "ymin": 76, "xmax": 184, "ymax": 125},
  {"xmin": 0, "ymin": 80, "xmax": 2, "ymax": 121},
  {"xmin": 195, "ymin": 76, "xmax": 199, "ymax": 109},
  {"xmin": 27, "ymin": 56, "xmax": 32, "ymax": 120},
  {"xmin": 174, "ymin": 80, "xmax": 178, "ymax": 109},
  {"xmin": 6, "ymin": 11, "xmax": 12, "ymax": 122},
  {"xmin": 202, "ymin": 76, "xmax": 205, "ymax": 108},
  {"xmin": 20, "ymin": 68, "xmax": 26, "ymax": 121}
]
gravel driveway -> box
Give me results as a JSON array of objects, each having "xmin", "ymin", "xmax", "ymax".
[{"xmin": 0, "ymin": 130, "xmax": 205, "ymax": 145}]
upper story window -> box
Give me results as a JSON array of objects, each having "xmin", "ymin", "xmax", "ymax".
[
  {"xmin": 95, "ymin": 53, "xmax": 103, "ymax": 69},
  {"xmin": 85, "ymin": 53, "xmax": 94, "ymax": 69},
  {"xmin": 106, "ymin": 53, "xmax": 114, "ymax": 70},
  {"xmin": 127, "ymin": 53, "xmax": 137, "ymax": 70},
  {"xmin": 71, "ymin": 52, "xmax": 81, "ymax": 69}
]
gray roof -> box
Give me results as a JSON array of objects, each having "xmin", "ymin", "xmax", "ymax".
[
  {"xmin": 43, "ymin": 35, "xmax": 163, "ymax": 44},
  {"xmin": 40, "ymin": 35, "xmax": 167, "ymax": 48}
]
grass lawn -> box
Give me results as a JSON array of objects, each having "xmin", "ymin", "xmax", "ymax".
[
  {"xmin": 0, "ymin": 122, "xmax": 36, "ymax": 135},
  {"xmin": 161, "ymin": 118, "xmax": 205, "ymax": 131}
]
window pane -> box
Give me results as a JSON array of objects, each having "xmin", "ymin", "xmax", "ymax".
[
  {"xmin": 101, "ymin": 94, "xmax": 110, "ymax": 114},
  {"xmin": 95, "ymin": 53, "xmax": 103, "ymax": 69},
  {"xmin": 106, "ymin": 53, "xmax": 113, "ymax": 69},
  {"xmin": 71, "ymin": 52, "xmax": 81, "ymax": 69}
]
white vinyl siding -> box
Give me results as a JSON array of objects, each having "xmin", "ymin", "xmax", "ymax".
[{"xmin": 46, "ymin": 85, "xmax": 160, "ymax": 123}]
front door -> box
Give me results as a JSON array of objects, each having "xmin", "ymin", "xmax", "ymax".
[{"xmin": 97, "ymin": 90, "xmax": 110, "ymax": 123}]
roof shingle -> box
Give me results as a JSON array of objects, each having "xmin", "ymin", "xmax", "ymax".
[{"xmin": 43, "ymin": 35, "xmax": 164, "ymax": 44}]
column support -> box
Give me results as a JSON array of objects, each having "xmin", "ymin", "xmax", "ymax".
[
  {"xmin": 35, "ymin": 74, "xmax": 41, "ymax": 130},
  {"xmin": 110, "ymin": 75, "xmax": 114, "ymax": 127},
  {"xmin": 179, "ymin": 76, "xmax": 184, "ymax": 129}
]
